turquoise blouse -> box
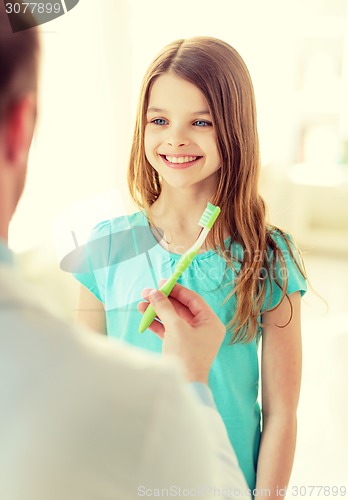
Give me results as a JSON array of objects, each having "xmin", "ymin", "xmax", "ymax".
[{"xmin": 72, "ymin": 211, "xmax": 307, "ymax": 490}]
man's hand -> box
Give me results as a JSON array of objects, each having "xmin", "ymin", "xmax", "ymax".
[{"xmin": 137, "ymin": 282, "xmax": 226, "ymax": 384}]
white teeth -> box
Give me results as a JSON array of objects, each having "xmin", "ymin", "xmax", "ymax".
[{"xmin": 165, "ymin": 155, "xmax": 198, "ymax": 164}]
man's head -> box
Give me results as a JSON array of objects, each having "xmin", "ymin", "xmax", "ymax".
[{"xmin": 0, "ymin": 1, "xmax": 39, "ymax": 241}]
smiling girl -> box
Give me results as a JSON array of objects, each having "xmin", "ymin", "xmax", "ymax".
[{"xmin": 73, "ymin": 37, "xmax": 307, "ymax": 497}]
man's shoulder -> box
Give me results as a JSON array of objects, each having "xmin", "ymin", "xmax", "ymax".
[
  {"xmin": 0, "ymin": 263, "xmax": 182, "ymax": 406},
  {"xmin": 0, "ymin": 265, "xmax": 187, "ymax": 498}
]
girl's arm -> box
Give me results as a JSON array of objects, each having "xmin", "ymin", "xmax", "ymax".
[
  {"xmin": 75, "ymin": 285, "xmax": 106, "ymax": 335},
  {"xmin": 256, "ymin": 291, "xmax": 302, "ymax": 498}
]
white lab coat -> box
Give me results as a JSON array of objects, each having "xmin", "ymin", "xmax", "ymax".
[{"xmin": 0, "ymin": 264, "xmax": 250, "ymax": 499}]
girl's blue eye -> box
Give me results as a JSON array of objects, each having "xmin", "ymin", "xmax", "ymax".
[
  {"xmin": 194, "ymin": 120, "xmax": 212, "ymax": 127},
  {"xmin": 152, "ymin": 118, "xmax": 167, "ymax": 125}
]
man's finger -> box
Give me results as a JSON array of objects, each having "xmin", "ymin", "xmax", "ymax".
[
  {"xmin": 145, "ymin": 318, "xmax": 165, "ymax": 339},
  {"xmin": 141, "ymin": 288, "xmax": 153, "ymax": 300},
  {"xmin": 137, "ymin": 301, "xmax": 165, "ymax": 338},
  {"xmin": 148, "ymin": 290, "xmax": 183, "ymax": 328},
  {"xmin": 161, "ymin": 281, "xmax": 213, "ymax": 318},
  {"xmin": 139, "ymin": 295, "xmax": 195, "ymax": 324},
  {"xmin": 137, "ymin": 301, "xmax": 150, "ymax": 314}
]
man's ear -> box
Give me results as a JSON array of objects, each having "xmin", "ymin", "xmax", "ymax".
[{"xmin": 4, "ymin": 94, "xmax": 37, "ymax": 166}]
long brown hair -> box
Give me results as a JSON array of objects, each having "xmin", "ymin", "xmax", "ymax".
[{"xmin": 128, "ymin": 36, "xmax": 306, "ymax": 343}]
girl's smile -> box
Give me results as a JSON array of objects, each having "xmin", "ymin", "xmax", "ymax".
[{"xmin": 159, "ymin": 154, "xmax": 203, "ymax": 169}]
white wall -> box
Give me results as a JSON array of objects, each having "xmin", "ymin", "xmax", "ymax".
[
  {"xmin": 10, "ymin": 0, "xmax": 348, "ymax": 257},
  {"xmin": 10, "ymin": 0, "xmax": 135, "ymax": 255}
]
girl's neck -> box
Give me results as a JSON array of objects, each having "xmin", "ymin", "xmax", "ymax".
[
  {"xmin": 148, "ymin": 184, "xmax": 219, "ymax": 254},
  {"xmin": 149, "ymin": 183, "xmax": 215, "ymax": 231}
]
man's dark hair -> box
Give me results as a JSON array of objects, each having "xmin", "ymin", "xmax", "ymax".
[{"xmin": 0, "ymin": 1, "xmax": 39, "ymax": 121}]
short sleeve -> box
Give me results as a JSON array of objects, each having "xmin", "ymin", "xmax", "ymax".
[
  {"xmin": 72, "ymin": 220, "xmax": 112, "ymax": 303},
  {"xmin": 261, "ymin": 230, "xmax": 307, "ymax": 312}
]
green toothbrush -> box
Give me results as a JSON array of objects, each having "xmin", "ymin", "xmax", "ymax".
[{"xmin": 139, "ymin": 202, "xmax": 221, "ymax": 333}]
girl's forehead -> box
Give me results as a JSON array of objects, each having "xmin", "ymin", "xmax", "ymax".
[{"xmin": 147, "ymin": 73, "xmax": 209, "ymax": 112}]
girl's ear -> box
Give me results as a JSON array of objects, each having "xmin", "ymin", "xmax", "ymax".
[{"xmin": 4, "ymin": 93, "xmax": 37, "ymax": 167}]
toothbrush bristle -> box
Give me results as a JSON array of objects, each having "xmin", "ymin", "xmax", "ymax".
[{"xmin": 198, "ymin": 202, "xmax": 221, "ymax": 229}]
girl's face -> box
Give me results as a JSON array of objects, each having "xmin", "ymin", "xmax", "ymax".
[{"xmin": 144, "ymin": 72, "xmax": 221, "ymax": 192}]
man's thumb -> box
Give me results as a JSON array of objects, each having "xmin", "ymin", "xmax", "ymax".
[{"xmin": 148, "ymin": 290, "xmax": 179, "ymax": 325}]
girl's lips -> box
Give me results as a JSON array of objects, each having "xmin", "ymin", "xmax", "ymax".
[{"xmin": 159, "ymin": 154, "xmax": 202, "ymax": 169}]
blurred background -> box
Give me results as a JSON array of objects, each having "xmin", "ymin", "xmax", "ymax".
[{"xmin": 8, "ymin": 0, "xmax": 348, "ymax": 496}]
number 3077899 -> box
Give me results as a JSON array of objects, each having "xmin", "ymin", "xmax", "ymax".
[{"xmin": 6, "ymin": 3, "xmax": 62, "ymax": 14}]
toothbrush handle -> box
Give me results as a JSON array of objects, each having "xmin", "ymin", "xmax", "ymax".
[
  {"xmin": 138, "ymin": 273, "xmax": 179, "ymax": 334},
  {"xmin": 138, "ymin": 252, "xmax": 197, "ymax": 333}
]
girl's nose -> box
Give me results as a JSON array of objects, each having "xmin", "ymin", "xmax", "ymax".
[
  {"xmin": 166, "ymin": 130, "xmax": 190, "ymax": 148},
  {"xmin": 167, "ymin": 140, "xmax": 187, "ymax": 147}
]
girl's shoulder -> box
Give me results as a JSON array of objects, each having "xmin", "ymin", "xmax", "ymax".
[
  {"xmin": 266, "ymin": 226, "xmax": 298, "ymax": 256},
  {"xmin": 90, "ymin": 211, "xmax": 146, "ymax": 240},
  {"xmin": 265, "ymin": 226, "xmax": 305, "ymax": 275},
  {"xmin": 262, "ymin": 226, "xmax": 307, "ymax": 310}
]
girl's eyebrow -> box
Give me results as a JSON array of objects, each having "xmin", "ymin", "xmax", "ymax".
[{"xmin": 147, "ymin": 107, "xmax": 211, "ymax": 116}]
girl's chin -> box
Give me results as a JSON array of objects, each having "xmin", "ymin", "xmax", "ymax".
[{"xmin": 159, "ymin": 177, "xmax": 195, "ymax": 190}]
